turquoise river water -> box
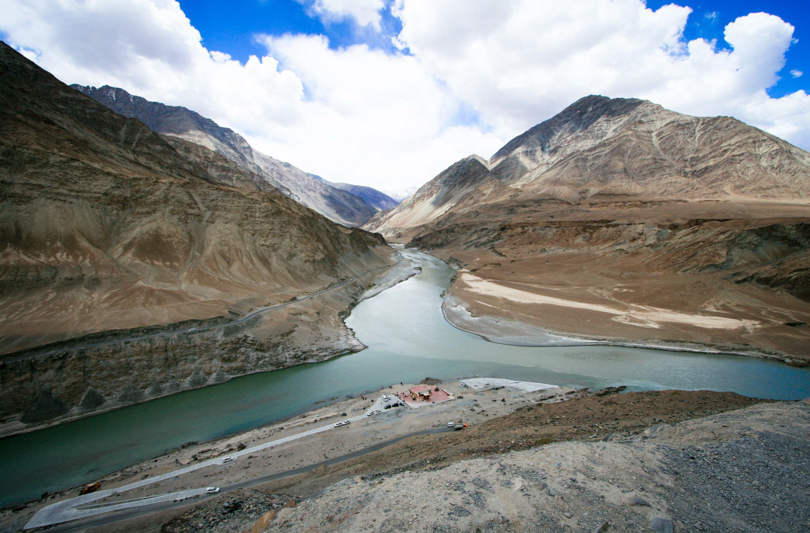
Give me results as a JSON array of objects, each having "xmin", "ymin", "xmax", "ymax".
[{"xmin": 1, "ymin": 249, "xmax": 809, "ymax": 507}]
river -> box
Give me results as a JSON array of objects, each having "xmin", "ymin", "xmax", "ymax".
[{"xmin": 1, "ymin": 249, "xmax": 809, "ymax": 507}]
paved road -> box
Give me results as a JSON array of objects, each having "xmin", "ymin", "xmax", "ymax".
[
  {"xmin": 27, "ymin": 393, "xmax": 411, "ymax": 529},
  {"xmin": 6, "ymin": 259, "xmax": 402, "ymax": 364},
  {"xmin": 26, "ymin": 410, "xmax": 372, "ymax": 529},
  {"xmin": 29, "ymin": 426, "xmax": 453, "ymax": 532}
]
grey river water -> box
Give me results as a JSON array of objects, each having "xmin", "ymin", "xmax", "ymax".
[{"xmin": 1, "ymin": 249, "xmax": 809, "ymax": 507}]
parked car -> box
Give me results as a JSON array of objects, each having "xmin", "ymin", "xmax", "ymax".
[{"xmin": 80, "ymin": 482, "xmax": 101, "ymax": 495}]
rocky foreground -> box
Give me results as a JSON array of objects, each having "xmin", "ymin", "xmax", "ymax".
[
  {"xmin": 251, "ymin": 399, "xmax": 810, "ymax": 533},
  {"xmin": 70, "ymin": 389, "xmax": 809, "ymax": 533}
]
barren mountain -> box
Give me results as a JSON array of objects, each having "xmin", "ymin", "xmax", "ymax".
[
  {"xmin": 0, "ymin": 42, "xmax": 396, "ymax": 431},
  {"xmin": 73, "ymin": 84, "xmax": 378, "ymax": 226},
  {"xmin": 311, "ymin": 175, "xmax": 400, "ymax": 211},
  {"xmin": 366, "ymin": 95, "xmax": 810, "ymax": 361}
]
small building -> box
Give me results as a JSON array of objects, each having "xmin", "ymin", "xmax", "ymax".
[{"xmin": 408, "ymin": 385, "xmax": 433, "ymax": 401}]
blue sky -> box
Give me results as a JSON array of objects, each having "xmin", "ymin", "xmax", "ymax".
[
  {"xmin": 646, "ymin": 0, "xmax": 808, "ymax": 97},
  {"xmin": 181, "ymin": 0, "xmax": 808, "ymax": 98},
  {"xmin": 180, "ymin": 0, "xmax": 404, "ymax": 58},
  {"xmin": 1, "ymin": 0, "xmax": 809, "ymax": 189}
]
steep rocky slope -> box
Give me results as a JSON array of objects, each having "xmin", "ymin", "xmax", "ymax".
[
  {"xmin": 73, "ymin": 84, "xmax": 378, "ymax": 226},
  {"xmin": 366, "ymin": 96, "xmax": 810, "ymax": 360},
  {"xmin": 0, "ymin": 43, "xmax": 396, "ymax": 431},
  {"xmin": 312, "ymin": 176, "xmax": 399, "ymax": 211}
]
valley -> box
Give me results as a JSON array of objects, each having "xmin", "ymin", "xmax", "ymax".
[
  {"xmin": 368, "ymin": 96, "xmax": 810, "ymax": 362},
  {"xmin": 2, "ymin": 29, "xmax": 810, "ymax": 533}
]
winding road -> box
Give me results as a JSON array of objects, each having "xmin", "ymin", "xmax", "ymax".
[{"xmin": 26, "ymin": 416, "xmax": 451, "ymax": 532}]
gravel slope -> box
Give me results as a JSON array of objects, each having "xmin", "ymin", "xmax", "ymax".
[{"xmin": 253, "ymin": 399, "xmax": 809, "ymax": 533}]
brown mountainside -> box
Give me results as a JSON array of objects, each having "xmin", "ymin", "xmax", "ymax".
[
  {"xmin": 366, "ymin": 95, "xmax": 810, "ymax": 361},
  {"xmin": 73, "ymin": 84, "xmax": 379, "ymax": 226},
  {"xmin": 0, "ymin": 42, "xmax": 395, "ymax": 431}
]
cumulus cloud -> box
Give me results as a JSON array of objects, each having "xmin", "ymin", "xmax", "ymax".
[
  {"xmin": 251, "ymin": 33, "xmax": 504, "ymax": 185},
  {"xmin": 792, "ymin": 69, "xmax": 804, "ymax": 78},
  {"xmin": 296, "ymin": 0, "xmax": 385, "ymax": 29},
  {"xmin": 0, "ymin": 0, "xmax": 305, "ymax": 131},
  {"xmin": 0, "ymin": 0, "xmax": 808, "ymax": 191},
  {"xmin": 394, "ymin": 0, "xmax": 809, "ymax": 147},
  {"xmin": 0, "ymin": 0, "xmax": 500, "ymax": 187}
]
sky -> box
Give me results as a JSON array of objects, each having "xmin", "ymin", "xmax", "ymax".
[{"xmin": 1, "ymin": 0, "xmax": 808, "ymax": 193}]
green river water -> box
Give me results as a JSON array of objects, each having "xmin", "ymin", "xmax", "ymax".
[{"xmin": 1, "ymin": 249, "xmax": 809, "ymax": 507}]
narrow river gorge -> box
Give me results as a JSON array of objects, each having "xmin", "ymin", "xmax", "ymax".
[{"xmin": 1, "ymin": 249, "xmax": 809, "ymax": 508}]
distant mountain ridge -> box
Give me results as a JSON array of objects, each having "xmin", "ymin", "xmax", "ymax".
[
  {"xmin": 72, "ymin": 84, "xmax": 381, "ymax": 227},
  {"xmin": 366, "ymin": 95, "xmax": 810, "ymax": 235},
  {"xmin": 310, "ymin": 174, "xmax": 399, "ymax": 211}
]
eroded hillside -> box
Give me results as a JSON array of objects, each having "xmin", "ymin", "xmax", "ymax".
[
  {"xmin": 0, "ymin": 43, "xmax": 397, "ymax": 433},
  {"xmin": 73, "ymin": 84, "xmax": 381, "ymax": 226}
]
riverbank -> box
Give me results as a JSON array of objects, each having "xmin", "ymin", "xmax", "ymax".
[
  {"xmin": 0, "ymin": 250, "xmax": 419, "ymax": 439},
  {"xmin": 439, "ymin": 260, "xmax": 810, "ymax": 367},
  {"xmin": 0, "ymin": 378, "xmax": 578, "ymax": 529},
  {"xmin": 2, "ymin": 382, "xmax": 780, "ymax": 532},
  {"xmin": 442, "ymin": 293, "xmax": 809, "ymax": 364}
]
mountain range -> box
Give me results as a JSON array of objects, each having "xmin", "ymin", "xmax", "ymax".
[
  {"xmin": 0, "ymin": 42, "xmax": 395, "ymax": 430},
  {"xmin": 310, "ymin": 174, "xmax": 400, "ymax": 211},
  {"xmin": 367, "ymin": 95, "xmax": 810, "ymax": 361},
  {"xmin": 72, "ymin": 84, "xmax": 398, "ymax": 226}
]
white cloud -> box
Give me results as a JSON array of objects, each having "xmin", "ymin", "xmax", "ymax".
[
  {"xmin": 0, "ymin": 0, "xmax": 500, "ymax": 189},
  {"xmin": 792, "ymin": 69, "xmax": 804, "ymax": 78},
  {"xmin": 296, "ymin": 0, "xmax": 385, "ymax": 29},
  {"xmin": 0, "ymin": 0, "xmax": 809, "ymax": 193},
  {"xmin": 251, "ymin": 33, "xmax": 504, "ymax": 186},
  {"xmin": 394, "ymin": 1, "xmax": 809, "ymax": 149},
  {"xmin": 0, "ymin": 0, "xmax": 305, "ymax": 131}
]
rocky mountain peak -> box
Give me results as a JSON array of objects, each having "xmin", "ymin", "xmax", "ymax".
[
  {"xmin": 490, "ymin": 95, "xmax": 648, "ymax": 183},
  {"xmin": 72, "ymin": 83, "xmax": 255, "ymax": 162}
]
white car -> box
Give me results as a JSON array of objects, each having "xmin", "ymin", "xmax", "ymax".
[
  {"xmin": 206, "ymin": 487, "xmax": 220, "ymax": 494},
  {"xmin": 222, "ymin": 456, "xmax": 234, "ymax": 464},
  {"xmin": 447, "ymin": 422, "xmax": 455, "ymax": 427},
  {"xmin": 334, "ymin": 420, "xmax": 351, "ymax": 427}
]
